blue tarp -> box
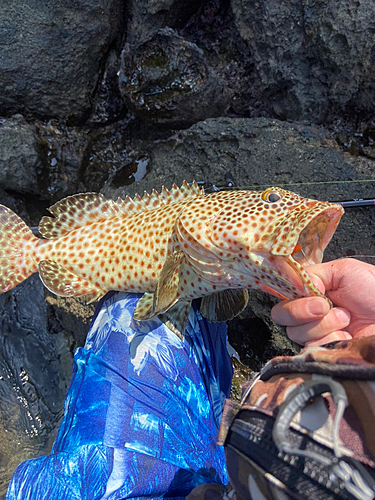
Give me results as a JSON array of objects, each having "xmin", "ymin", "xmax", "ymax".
[{"xmin": 6, "ymin": 292, "xmax": 232, "ymax": 499}]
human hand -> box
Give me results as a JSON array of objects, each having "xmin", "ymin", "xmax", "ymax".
[{"xmin": 271, "ymin": 258, "xmax": 375, "ymax": 347}]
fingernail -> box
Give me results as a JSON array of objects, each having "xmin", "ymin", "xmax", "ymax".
[
  {"xmin": 307, "ymin": 298, "xmax": 328, "ymax": 316},
  {"xmin": 334, "ymin": 308, "xmax": 351, "ymax": 324}
]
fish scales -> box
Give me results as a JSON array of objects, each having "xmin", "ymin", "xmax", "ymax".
[{"xmin": 0, "ymin": 181, "xmax": 344, "ymax": 336}]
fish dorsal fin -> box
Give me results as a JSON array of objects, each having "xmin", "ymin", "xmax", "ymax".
[
  {"xmin": 39, "ymin": 193, "xmax": 120, "ymax": 239},
  {"xmin": 200, "ymin": 289, "xmax": 249, "ymax": 322},
  {"xmin": 115, "ymin": 180, "xmax": 204, "ymax": 216}
]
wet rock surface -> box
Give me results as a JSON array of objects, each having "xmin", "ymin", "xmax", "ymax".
[
  {"xmin": 1, "ymin": 0, "xmax": 375, "ymax": 495},
  {"xmin": 35, "ymin": 120, "xmax": 91, "ymax": 201},
  {"xmin": 0, "ymin": 277, "xmax": 72, "ymax": 498}
]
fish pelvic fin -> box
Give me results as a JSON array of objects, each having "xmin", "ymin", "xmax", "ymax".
[
  {"xmin": 38, "ymin": 260, "xmax": 106, "ymax": 303},
  {"xmin": 133, "ymin": 293, "xmax": 191, "ymax": 339},
  {"xmin": 159, "ymin": 302, "xmax": 192, "ymax": 340},
  {"xmin": 133, "ymin": 292, "xmax": 155, "ymax": 321},
  {"xmin": 0, "ymin": 205, "xmax": 38, "ymax": 294},
  {"xmin": 133, "ymin": 252, "xmax": 185, "ymax": 322},
  {"xmin": 200, "ymin": 289, "xmax": 249, "ymax": 322},
  {"xmin": 154, "ymin": 251, "xmax": 184, "ymax": 314},
  {"xmin": 133, "ymin": 252, "xmax": 184, "ymax": 321}
]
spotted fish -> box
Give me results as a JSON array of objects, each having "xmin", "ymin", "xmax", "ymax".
[{"xmin": 0, "ymin": 181, "xmax": 344, "ymax": 336}]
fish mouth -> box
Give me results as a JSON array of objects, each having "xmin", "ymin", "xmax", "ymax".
[
  {"xmin": 264, "ymin": 205, "xmax": 344, "ymax": 299},
  {"xmin": 287, "ymin": 205, "xmax": 343, "ymax": 266}
]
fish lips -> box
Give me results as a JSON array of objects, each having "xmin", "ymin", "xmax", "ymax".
[{"xmin": 271, "ymin": 204, "xmax": 344, "ymax": 265}]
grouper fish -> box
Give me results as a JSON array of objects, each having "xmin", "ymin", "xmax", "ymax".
[{"xmin": 0, "ymin": 181, "xmax": 344, "ymax": 336}]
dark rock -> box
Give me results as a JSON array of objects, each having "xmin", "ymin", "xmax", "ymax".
[
  {"xmin": 44, "ymin": 293, "xmax": 97, "ymax": 355},
  {"xmin": 119, "ymin": 28, "xmax": 228, "ymax": 127},
  {"xmin": 0, "ymin": 188, "xmax": 32, "ymax": 226},
  {"xmin": 105, "ymin": 116, "xmax": 372, "ymax": 204},
  {"xmin": 180, "ymin": 0, "xmax": 259, "ymax": 118},
  {"xmin": 0, "ymin": 115, "xmax": 40, "ymax": 194},
  {"xmin": 0, "ymin": 0, "xmax": 124, "ymax": 122},
  {"xmin": 231, "ymin": 0, "xmax": 375, "ymax": 123},
  {"xmin": 82, "ymin": 117, "xmax": 151, "ymax": 192},
  {"xmin": 88, "ymin": 50, "xmax": 126, "ymax": 126},
  {"xmin": 126, "ymin": 0, "xmax": 203, "ymax": 45},
  {"xmin": 0, "ymin": 276, "xmax": 72, "ymax": 498}
]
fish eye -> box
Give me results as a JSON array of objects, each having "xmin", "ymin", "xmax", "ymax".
[{"xmin": 261, "ymin": 190, "xmax": 282, "ymax": 203}]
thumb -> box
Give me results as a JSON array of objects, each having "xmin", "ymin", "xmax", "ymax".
[{"xmin": 305, "ymin": 260, "xmax": 346, "ymax": 295}]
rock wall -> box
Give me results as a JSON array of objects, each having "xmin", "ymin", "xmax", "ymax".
[{"xmin": 1, "ymin": 0, "xmax": 375, "ymax": 495}]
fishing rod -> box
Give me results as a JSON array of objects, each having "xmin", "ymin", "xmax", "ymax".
[
  {"xmin": 334, "ymin": 199, "xmax": 375, "ymax": 208},
  {"xmin": 204, "ymin": 174, "xmax": 375, "ymax": 208}
]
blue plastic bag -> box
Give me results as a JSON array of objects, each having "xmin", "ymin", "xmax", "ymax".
[{"xmin": 6, "ymin": 292, "xmax": 232, "ymax": 499}]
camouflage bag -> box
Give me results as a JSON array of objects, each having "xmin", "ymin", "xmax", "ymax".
[{"xmin": 189, "ymin": 335, "xmax": 375, "ymax": 500}]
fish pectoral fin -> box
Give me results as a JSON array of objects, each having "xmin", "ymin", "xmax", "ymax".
[
  {"xmin": 154, "ymin": 251, "xmax": 184, "ymax": 315},
  {"xmin": 133, "ymin": 292, "xmax": 155, "ymax": 321},
  {"xmin": 38, "ymin": 260, "xmax": 106, "ymax": 303},
  {"xmin": 159, "ymin": 301, "xmax": 192, "ymax": 340},
  {"xmin": 200, "ymin": 289, "xmax": 249, "ymax": 322}
]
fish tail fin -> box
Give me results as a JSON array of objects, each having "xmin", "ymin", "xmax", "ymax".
[{"xmin": 0, "ymin": 205, "xmax": 38, "ymax": 293}]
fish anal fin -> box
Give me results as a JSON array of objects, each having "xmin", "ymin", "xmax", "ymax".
[
  {"xmin": 159, "ymin": 302, "xmax": 191, "ymax": 340},
  {"xmin": 38, "ymin": 260, "xmax": 105, "ymax": 303},
  {"xmin": 154, "ymin": 251, "xmax": 184, "ymax": 315},
  {"xmin": 39, "ymin": 193, "xmax": 119, "ymax": 239},
  {"xmin": 200, "ymin": 289, "xmax": 249, "ymax": 322},
  {"xmin": 133, "ymin": 292, "xmax": 155, "ymax": 321}
]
